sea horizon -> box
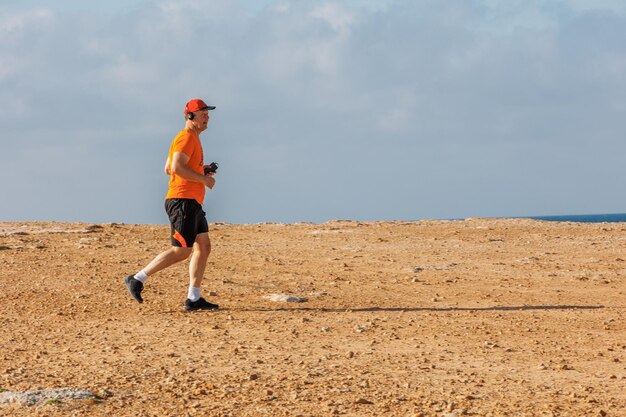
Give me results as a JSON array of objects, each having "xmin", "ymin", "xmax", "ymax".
[
  {"xmin": 444, "ymin": 212, "xmax": 626, "ymax": 223},
  {"xmin": 3, "ymin": 212, "xmax": 626, "ymax": 225},
  {"xmin": 524, "ymin": 213, "xmax": 626, "ymax": 223}
]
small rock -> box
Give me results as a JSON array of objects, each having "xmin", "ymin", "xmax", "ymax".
[
  {"xmin": 264, "ymin": 294, "xmax": 308, "ymax": 303},
  {"xmin": 249, "ymin": 373, "xmax": 259, "ymax": 381},
  {"xmin": 355, "ymin": 398, "xmax": 373, "ymax": 405},
  {"xmin": 96, "ymin": 388, "xmax": 113, "ymax": 398}
]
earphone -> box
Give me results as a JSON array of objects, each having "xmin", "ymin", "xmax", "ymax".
[{"xmin": 188, "ymin": 112, "xmax": 195, "ymax": 120}]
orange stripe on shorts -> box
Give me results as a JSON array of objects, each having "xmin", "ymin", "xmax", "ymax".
[{"xmin": 172, "ymin": 230, "xmax": 188, "ymax": 247}]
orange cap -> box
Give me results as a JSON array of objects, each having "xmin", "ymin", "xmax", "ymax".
[{"xmin": 184, "ymin": 98, "xmax": 216, "ymax": 116}]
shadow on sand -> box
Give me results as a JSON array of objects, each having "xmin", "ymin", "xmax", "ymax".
[{"xmin": 236, "ymin": 305, "xmax": 606, "ymax": 313}]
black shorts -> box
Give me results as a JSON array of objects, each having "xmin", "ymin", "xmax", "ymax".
[{"xmin": 164, "ymin": 198, "xmax": 208, "ymax": 247}]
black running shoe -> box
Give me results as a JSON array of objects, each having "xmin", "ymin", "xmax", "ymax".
[
  {"xmin": 184, "ymin": 297, "xmax": 219, "ymax": 312},
  {"xmin": 123, "ymin": 275, "xmax": 144, "ymax": 303}
]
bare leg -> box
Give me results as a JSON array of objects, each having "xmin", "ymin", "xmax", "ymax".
[
  {"xmin": 189, "ymin": 232, "xmax": 211, "ymax": 288},
  {"xmin": 143, "ymin": 246, "xmax": 192, "ymax": 277}
]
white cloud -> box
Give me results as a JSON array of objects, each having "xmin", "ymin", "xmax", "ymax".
[
  {"xmin": 309, "ymin": 3, "xmax": 356, "ymax": 35},
  {"xmin": 567, "ymin": 0, "xmax": 626, "ymax": 15},
  {"xmin": 0, "ymin": 8, "xmax": 54, "ymax": 34}
]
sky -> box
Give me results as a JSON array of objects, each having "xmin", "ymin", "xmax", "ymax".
[{"xmin": 1, "ymin": 0, "xmax": 625, "ymax": 225}]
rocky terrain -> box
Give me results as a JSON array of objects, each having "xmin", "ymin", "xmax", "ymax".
[{"xmin": 0, "ymin": 219, "xmax": 624, "ymax": 416}]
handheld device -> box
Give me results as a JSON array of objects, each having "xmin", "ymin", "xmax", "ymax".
[{"xmin": 204, "ymin": 162, "xmax": 219, "ymax": 175}]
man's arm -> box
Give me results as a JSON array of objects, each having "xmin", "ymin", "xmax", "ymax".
[
  {"xmin": 164, "ymin": 157, "xmax": 171, "ymax": 175},
  {"xmin": 170, "ymin": 151, "xmax": 215, "ymax": 189}
]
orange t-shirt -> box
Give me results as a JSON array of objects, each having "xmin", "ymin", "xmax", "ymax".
[{"xmin": 165, "ymin": 129, "xmax": 205, "ymax": 204}]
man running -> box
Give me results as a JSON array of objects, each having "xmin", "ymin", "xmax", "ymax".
[{"xmin": 124, "ymin": 98, "xmax": 219, "ymax": 311}]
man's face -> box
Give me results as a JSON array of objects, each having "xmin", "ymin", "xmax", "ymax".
[{"xmin": 192, "ymin": 110, "xmax": 210, "ymax": 132}]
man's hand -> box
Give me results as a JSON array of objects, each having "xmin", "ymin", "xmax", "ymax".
[
  {"xmin": 204, "ymin": 173, "xmax": 216, "ymax": 189},
  {"xmin": 204, "ymin": 162, "xmax": 219, "ymax": 175}
]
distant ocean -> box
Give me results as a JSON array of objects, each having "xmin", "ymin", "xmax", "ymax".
[{"xmin": 527, "ymin": 213, "xmax": 626, "ymax": 223}]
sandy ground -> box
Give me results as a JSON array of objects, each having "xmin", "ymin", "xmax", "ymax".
[{"xmin": 0, "ymin": 219, "xmax": 624, "ymax": 417}]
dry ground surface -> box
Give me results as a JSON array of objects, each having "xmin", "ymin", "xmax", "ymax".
[{"xmin": 0, "ymin": 219, "xmax": 624, "ymax": 417}]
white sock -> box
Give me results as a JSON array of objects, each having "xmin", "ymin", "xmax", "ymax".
[
  {"xmin": 134, "ymin": 270, "xmax": 149, "ymax": 283},
  {"xmin": 188, "ymin": 287, "xmax": 201, "ymax": 302}
]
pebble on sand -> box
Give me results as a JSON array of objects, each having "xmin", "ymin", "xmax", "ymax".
[
  {"xmin": 264, "ymin": 294, "xmax": 308, "ymax": 303},
  {"xmin": 355, "ymin": 398, "xmax": 373, "ymax": 405}
]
